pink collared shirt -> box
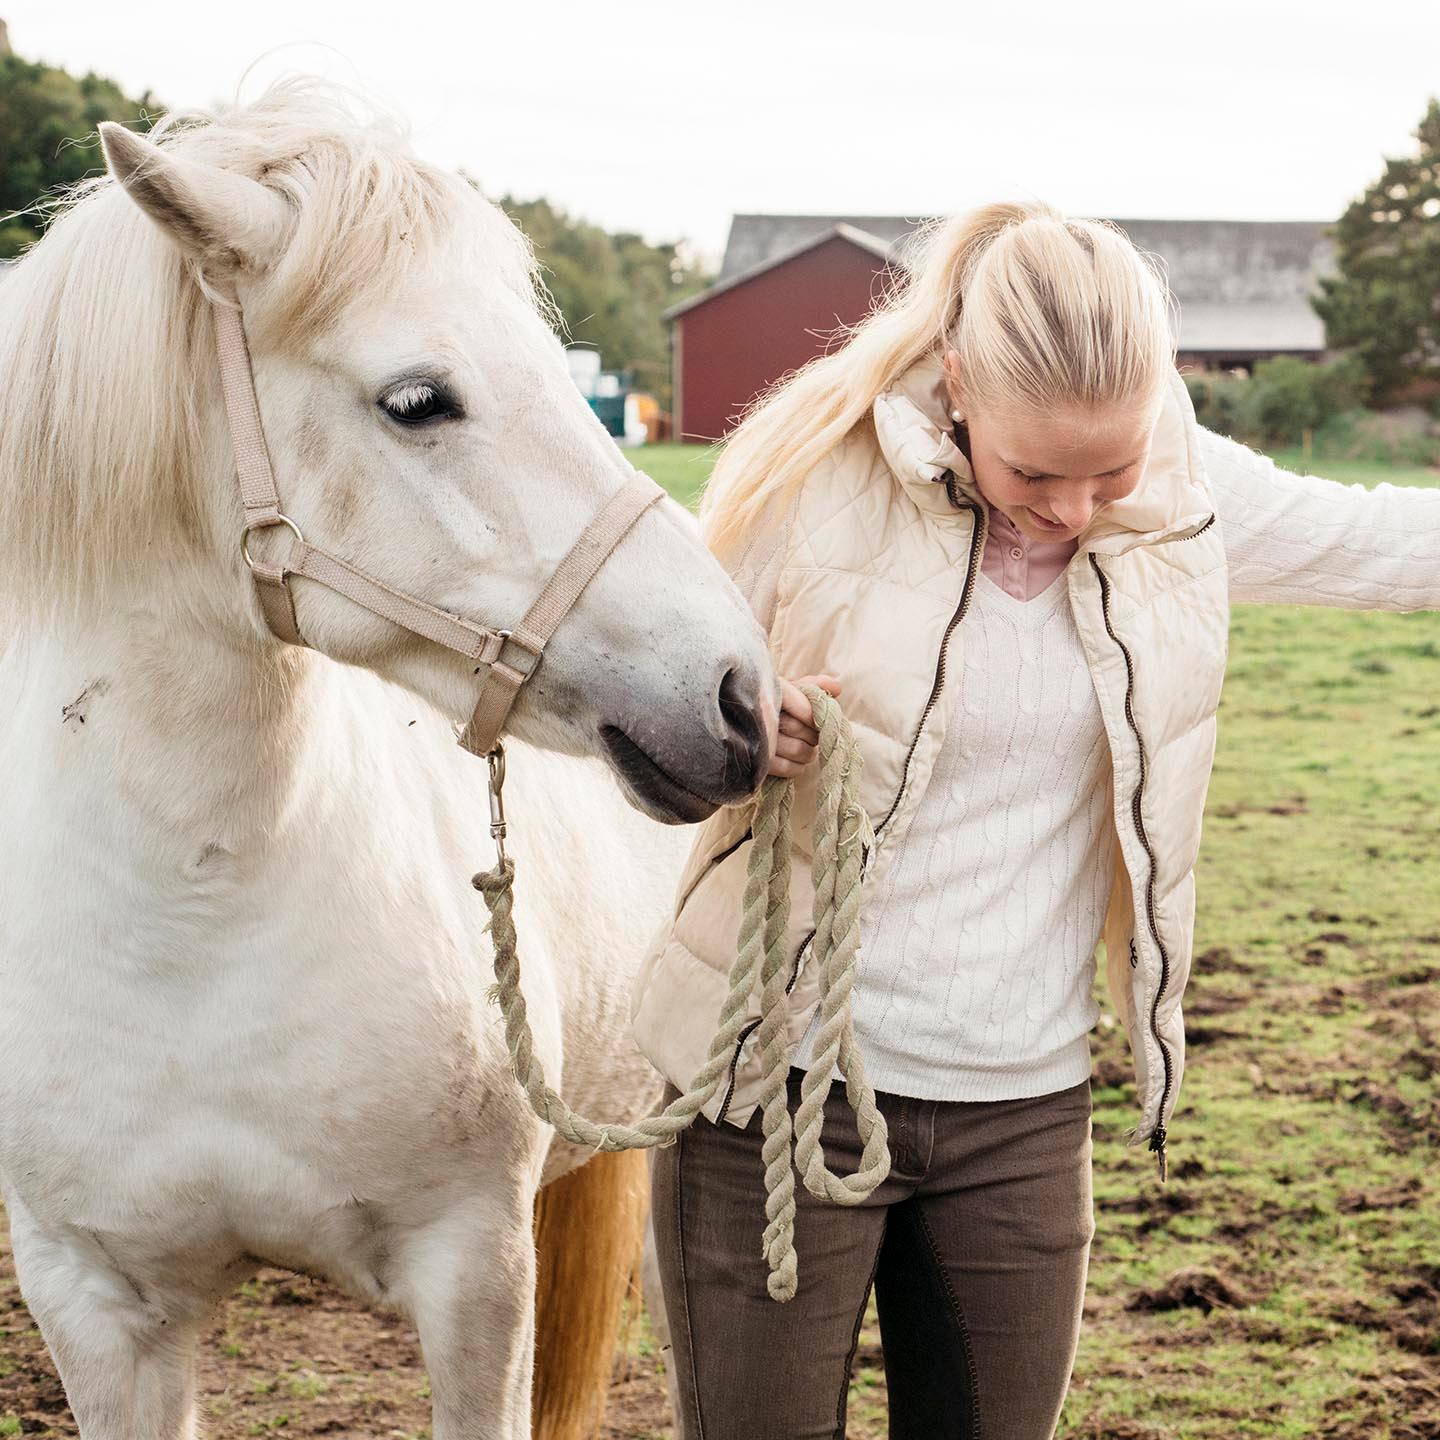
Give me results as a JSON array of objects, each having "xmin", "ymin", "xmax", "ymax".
[{"xmin": 980, "ymin": 504, "xmax": 1077, "ymax": 601}]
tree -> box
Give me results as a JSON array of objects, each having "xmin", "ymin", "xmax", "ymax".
[
  {"xmin": 0, "ymin": 32, "xmax": 160, "ymax": 258},
  {"xmin": 498, "ymin": 195, "xmax": 709, "ymax": 409},
  {"xmin": 1313, "ymin": 99, "xmax": 1440, "ymax": 402}
]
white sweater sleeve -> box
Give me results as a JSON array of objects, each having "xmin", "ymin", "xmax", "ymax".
[{"xmin": 1199, "ymin": 426, "xmax": 1440, "ymax": 611}]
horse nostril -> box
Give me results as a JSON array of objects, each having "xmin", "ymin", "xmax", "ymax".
[{"xmin": 718, "ymin": 665, "xmax": 768, "ymax": 793}]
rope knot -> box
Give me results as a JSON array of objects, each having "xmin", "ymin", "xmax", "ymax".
[{"xmin": 472, "ymin": 860, "xmax": 514, "ymax": 899}]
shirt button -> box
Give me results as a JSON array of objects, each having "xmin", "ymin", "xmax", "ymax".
[{"xmin": 1009, "ymin": 545, "xmax": 1024, "ymax": 560}]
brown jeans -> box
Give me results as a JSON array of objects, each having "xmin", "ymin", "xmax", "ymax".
[{"xmin": 650, "ymin": 1069, "xmax": 1095, "ymax": 1440}]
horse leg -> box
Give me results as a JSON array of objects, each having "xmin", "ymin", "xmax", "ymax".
[
  {"xmin": 8, "ymin": 1199, "xmax": 201, "ymax": 1440},
  {"xmin": 399, "ymin": 1186, "xmax": 539, "ymax": 1440}
]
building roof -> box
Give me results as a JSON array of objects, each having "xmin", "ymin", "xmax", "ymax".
[
  {"xmin": 718, "ymin": 214, "xmax": 922, "ymax": 282},
  {"xmin": 704, "ymin": 213, "xmax": 1335, "ymax": 355},
  {"xmin": 663, "ymin": 222, "xmax": 901, "ymax": 321}
]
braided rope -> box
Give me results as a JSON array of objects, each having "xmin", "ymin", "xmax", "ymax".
[{"xmin": 472, "ymin": 685, "xmax": 891, "ymax": 1301}]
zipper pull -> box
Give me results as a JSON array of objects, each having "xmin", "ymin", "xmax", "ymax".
[{"xmin": 1149, "ymin": 1124, "xmax": 1168, "ymax": 1184}]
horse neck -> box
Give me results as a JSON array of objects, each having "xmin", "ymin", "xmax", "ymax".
[{"xmin": 20, "ymin": 595, "xmax": 336, "ymax": 847}]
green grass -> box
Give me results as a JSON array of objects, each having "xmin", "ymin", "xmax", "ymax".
[
  {"xmin": 637, "ymin": 440, "xmax": 1440, "ymax": 1438},
  {"xmin": 630, "ymin": 441, "xmax": 720, "ymax": 510},
  {"xmin": 1269, "ymin": 447, "xmax": 1440, "ymax": 490}
]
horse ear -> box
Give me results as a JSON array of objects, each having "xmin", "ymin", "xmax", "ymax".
[{"xmin": 98, "ymin": 122, "xmax": 290, "ymax": 270}]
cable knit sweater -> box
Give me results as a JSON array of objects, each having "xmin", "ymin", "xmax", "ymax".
[{"xmin": 792, "ymin": 427, "xmax": 1440, "ymax": 1101}]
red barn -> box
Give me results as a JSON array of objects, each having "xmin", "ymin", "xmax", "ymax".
[
  {"xmin": 667, "ymin": 213, "xmax": 1335, "ymax": 442},
  {"xmin": 664, "ymin": 220, "xmax": 907, "ymax": 442}
]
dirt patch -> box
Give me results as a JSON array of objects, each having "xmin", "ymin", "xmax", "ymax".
[
  {"xmin": 1312, "ymin": 985, "xmax": 1351, "ymax": 1015},
  {"xmin": 1337, "ymin": 1178, "xmax": 1424, "ymax": 1213},
  {"xmin": 1192, "ymin": 946, "xmax": 1249, "ymax": 976},
  {"xmin": 1092, "ymin": 1056, "xmax": 1134, "ymax": 1089},
  {"xmin": 1211, "ymin": 796, "xmax": 1309, "ymax": 819},
  {"xmin": 1391, "ymin": 964, "xmax": 1440, "ymax": 987},
  {"xmin": 1184, "ymin": 1025, "xmax": 1247, "ymax": 1048},
  {"xmin": 1329, "ymin": 1265, "xmax": 1440, "ymax": 1359},
  {"xmin": 1125, "ymin": 1267, "xmax": 1255, "ymax": 1315},
  {"xmin": 1343, "ymin": 1079, "xmax": 1440, "ymax": 1149},
  {"xmin": 1397, "ymin": 1044, "xmax": 1440, "ymax": 1081},
  {"xmin": 1208, "ymin": 1194, "xmax": 1319, "ymax": 1244},
  {"xmin": 0, "ymin": 1258, "xmax": 673, "ymax": 1439},
  {"xmin": 1066, "ymin": 1420, "xmax": 1170, "ymax": 1440},
  {"xmin": 1186, "ymin": 990, "xmax": 1251, "ymax": 1017},
  {"xmin": 1105, "ymin": 1189, "xmax": 1201, "ymax": 1219},
  {"xmin": 1319, "ymin": 1370, "xmax": 1440, "ymax": 1440}
]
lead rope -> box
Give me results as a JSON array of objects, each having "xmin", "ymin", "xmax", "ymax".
[{"xmin": 471, "ymin": 684, "xmax": 891, "ymax": 1301}]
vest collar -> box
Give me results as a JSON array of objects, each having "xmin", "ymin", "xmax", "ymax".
[{"xmin": 870, "ymin": 354, "xmax": 1215, "ymax": 556}]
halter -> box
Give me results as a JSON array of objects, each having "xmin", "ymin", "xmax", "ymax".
[{"xmin": 210, "ymin": 287, "xmax": 663, "ymax": 758}]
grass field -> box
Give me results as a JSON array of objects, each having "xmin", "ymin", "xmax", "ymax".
[
  {"xmin": 633, "ymin": 441, "xmax": 721, "ymax": 511},
  {"xmin": 3, "ymin": 442, "xmax": 1439, "ymax": 1438}
]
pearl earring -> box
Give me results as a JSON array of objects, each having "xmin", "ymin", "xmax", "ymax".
[{"xmin": 950, "ymin": 408, "xmax": 965, "ymax": 423}]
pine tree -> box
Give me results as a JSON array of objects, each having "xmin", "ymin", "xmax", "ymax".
[{"xmin": 1313, "ymin": 100, "xmax": 1440, "ymax": 402}]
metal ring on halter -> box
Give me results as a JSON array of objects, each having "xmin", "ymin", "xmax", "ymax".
[{"xmin": 241, "ymin": 514, "xmax": 306, "ymax": 571}]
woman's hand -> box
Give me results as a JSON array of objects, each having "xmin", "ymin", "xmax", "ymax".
[{"xmin": 768, "ymin": 674, "xmax": 842, "ymax": 778}]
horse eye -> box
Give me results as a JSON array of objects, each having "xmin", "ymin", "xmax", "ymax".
[{"xmin": 380, "ymin": 380, "xmax": 456, "ymax": 426}]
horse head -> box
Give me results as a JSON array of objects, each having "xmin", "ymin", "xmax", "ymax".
[{"xmin": 68, "ymin": 90, "xmax": 773, "ymax": 822}]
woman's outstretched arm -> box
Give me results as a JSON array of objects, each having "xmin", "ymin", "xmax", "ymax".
[{"xmin": 1200, "ymin": 426, "xmax": 1440, "ymax": 611}]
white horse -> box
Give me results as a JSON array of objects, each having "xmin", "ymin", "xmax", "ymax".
[{"xmin": 0, "ymin": 84, "xmax": 773, "ymax": 1440}]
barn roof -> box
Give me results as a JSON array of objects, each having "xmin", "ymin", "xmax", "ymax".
[
  {"xmin": 697, "ymin": 213, "xmax": 1335, "ymax": 355},
  {"xmin": 663, "ymin": 222, "xmax": 900, "ymax": 321},
  {"xmin": 719, "ymin": 214, "xmax": 921, "ymax": 282}
]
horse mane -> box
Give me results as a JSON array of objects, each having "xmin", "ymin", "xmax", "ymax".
[{"xmin": 0, "ymin": 79, "xmax": 547, "ymax": 616}]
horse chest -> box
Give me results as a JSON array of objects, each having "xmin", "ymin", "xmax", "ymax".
[{"xmin": 0, "ymin": 854, "xmax": 551, "ymax": 1242}]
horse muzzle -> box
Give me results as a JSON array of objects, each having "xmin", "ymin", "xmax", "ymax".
[{"xmin": 599, "ymin": 662, "xmax": 773, "ymax": 824}]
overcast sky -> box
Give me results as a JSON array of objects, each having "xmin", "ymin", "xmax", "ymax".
[{"xmin": 6, "ymin": 2, "xmax": 1438, "ymax": 263}]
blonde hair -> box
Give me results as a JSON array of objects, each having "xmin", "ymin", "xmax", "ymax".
[{"xmin": 700, "ymin": 201, "xmax": 1176, "ymax": 560}]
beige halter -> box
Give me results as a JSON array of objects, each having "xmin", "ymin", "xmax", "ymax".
[{"xmin": 211, "ymin": 288, "xmax": 663, "ymax": 757}]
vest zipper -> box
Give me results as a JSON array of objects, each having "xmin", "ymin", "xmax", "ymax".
[
  {"xmin": 1087, "ymin": 513, "xmax": 1215, "ymax": 1176},
  {"xmin": 715, "ymin": 930, "xmax": 814, "ymax": 1124},
  {"xmin": 872, "ymin": 479, "xmax": 987, "ymax": 843},
  {"xmin": 716, "ymin": 474, "xmax": 985, "ymax": 1124},
  {"xmin": 1089, "ymin": 552, "xmax": 1174, "ymax": 1183}
]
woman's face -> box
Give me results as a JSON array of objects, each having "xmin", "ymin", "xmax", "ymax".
[{"xmin": 942, "ymin": 350, "xmax": 1159, "ymax": 544}]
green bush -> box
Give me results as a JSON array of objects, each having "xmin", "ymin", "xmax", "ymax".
[
  {"xmin": 1244, "ymin": 355, "xmax": 1368, "ymax": 447},
  {"xmin": 1312, "ymin": 409, "xmax": 1440, "ymax": 467},
  {"xmin": 1185, "ymin": 372, "xmax": 1251, "ymax": 436},
  {"xmin": 1186, "ymin": 357, "xmax": 1372, "ymax": 449}
]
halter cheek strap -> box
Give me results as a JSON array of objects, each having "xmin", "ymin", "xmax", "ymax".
[{"xmin": 210, "ymin": 289, "xmax": 663, "ymax": 757}]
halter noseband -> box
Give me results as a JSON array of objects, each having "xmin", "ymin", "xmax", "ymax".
[{"xmin": 210, "ymin": 288, "xmax": 663, "ymax": 757}]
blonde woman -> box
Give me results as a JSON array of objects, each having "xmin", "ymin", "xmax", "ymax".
[{"xmin": 630, "ymin": 201, "xmax": 1440, "ymax": 1439}]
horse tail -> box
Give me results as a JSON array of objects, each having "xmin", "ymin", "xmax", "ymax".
[{"xmin": 532, "ymin": 1148, "xmax": 650, "ymax": 1440}]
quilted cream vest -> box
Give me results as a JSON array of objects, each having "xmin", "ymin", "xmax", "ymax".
[{"xmin": 631, "ymin": 354, "xmax": 1229, "ymax": 1176}]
